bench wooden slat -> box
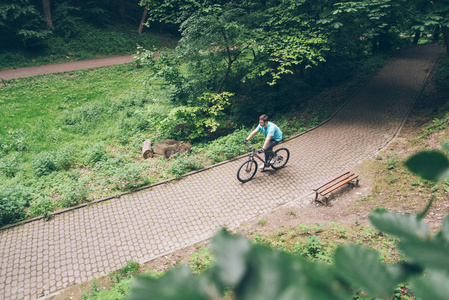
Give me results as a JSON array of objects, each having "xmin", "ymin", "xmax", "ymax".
[
  {"xmin": 320, "ymin": 174, "xmax": 359, "ymax": 196},
  {"xmin": 315, "ymin": 173, "xmax": 354, "ymax": 194},
  {"xmin": 314, "ymin": 171, "xmax": 350, "ymax": 192}
]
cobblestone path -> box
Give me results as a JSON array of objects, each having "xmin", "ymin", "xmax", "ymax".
[{"xmin": 0, "ymin": 43, "xmax": 445, "ymax": 299}]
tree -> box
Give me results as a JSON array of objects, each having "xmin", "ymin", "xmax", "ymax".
[
  {"xmin": 0, "ymin": 0, "xmax": 52, "ymax": 48},
  {"xmin": 320, "ymin": 0, "xmax": 411, "ymax": 53},
  {"xmin": 41, "ymin": 0, "xmax": 53, "ymax": 29}
]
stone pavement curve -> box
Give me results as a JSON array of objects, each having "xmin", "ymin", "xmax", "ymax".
[{"xmin": 0, "ymin": 43, "xmax": 445, "ymax": 299}]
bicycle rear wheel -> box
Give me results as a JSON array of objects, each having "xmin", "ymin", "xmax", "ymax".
[
  {"xmin": 237, "ymin": 160, "xmax": 258, "ymax": 182},
  {"xmin": 271, "ymin": 148, "xmax": 289, "ymax": 170}
]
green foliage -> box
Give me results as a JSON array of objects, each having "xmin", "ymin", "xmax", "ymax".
[
  {"xmin": 189, "ymin": 248, "xmax": 214, "ymax": 274},
  {"xmin": 0, "ymin": 184, "xmax": 34, "ymax": 226},
  {"xmin": 0, "ymin": 0, "xmax": 52, "ymax": 48},
  {"xmin": 199, "ymin": 128, "xmax": 264, "ymax": 164},
  {"xmin": 168, "ymin": 154, "xmax": 203, "ymax": 179},
  {"xmin": 405, "ymin": 150, "xmax": 449, "ymax": 182},
  {"xmin": 27, "ymin": 196, "xmax": 55, "ymax": 219},
  {"xmin": 433, "ymin": 58, "xmax": 449, "ymax": 92},
  {"xmin": 84, "ymin": 144, "xmax": 109, "ymax": 165},
  {"xmin": 58, "ymin": 180, "xmax": 90, "ymax": 208},
  {"xmin": 115, "ymin": 260, "xmax": 141, "ymax": 280},
  {"xmin": 31, "ymin": 152, "xmax": 58, "ymax": 177},
  {"xmin": 0, "ymin": 154, "xmax": 19, "ymax": 178},
  {"xmin": 294, "ymin": 235, "xmax": 334, "ymax": 262},
  {"xmin": 109, "ymin": 162, "xmax": 146, "ymax": 191},
  {"xmin": 158, "ymin": 92, "xmax": 233, "ymax": 140}
]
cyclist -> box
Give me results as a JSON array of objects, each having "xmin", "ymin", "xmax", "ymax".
[{"xmin": 244, "ymin": 114, "xmax": 283, "ymax": 170}]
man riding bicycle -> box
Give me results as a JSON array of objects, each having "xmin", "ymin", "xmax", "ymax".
[{"xmin": 244, "ymin": 114, "xmax": 283, "ymax": 170}]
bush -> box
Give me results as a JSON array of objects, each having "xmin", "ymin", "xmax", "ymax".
[
  {"xmin": 84, "ymin": 143, "xmax": 109, "ymax": 164},
  {"xmin": 0, "ymin": 184, "xmax": 34, "ymax": 226},
  {"xmin": 168, "ymin": 154, "xmax": 204, "ymax": 179},
  {"xmin": 110, "ymin": 162, "xmax": 146, "ymax": 191},
  {"xmin": 54, "ymin": 147, "xmax": 76, "ymax": 170},
  {"xmin": 0, "ymin": 154, "xmax": 20, "ymax": 178},
  {"xmin": 27, "ymin": 196, "xmax": 55, "ymax": 219},
  {"xmin": 119, "ymin": 112, "xmax": 150, "ymax": 134},
  {"xmin": 58, "ymin": 182, "xmax": 90, "ymax": 208},
  {"xmin": 7, "ymin": 129, "xmax": 29, "ymax": 152},
  {"xmin": 158, "ymin": 92, "xmax": 233, "ymax": 140},
  {"xmin": 203, "ymin": 128, "xmax": 264, "ymax": 164},
  {"xmin": 31, "ymin": 152, "xmax": 57, "ymax": 177}
]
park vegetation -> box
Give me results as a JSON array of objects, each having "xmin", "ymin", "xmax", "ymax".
[
  {"xmin": 0, "ymin": 0, "xmax": 448, "ymax": 226},
  {"xmin": 2, "ymin": 0, "xmax": 449, "ymax": 298}
]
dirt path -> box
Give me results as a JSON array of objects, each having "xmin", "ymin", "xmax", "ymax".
[
  {"xmin": 0, "ymin": 44, "xmax": 445, "ymax": 300},
  {"xmin": 0, "ymin": 56, "xmax": 134, "ymax": 80}
]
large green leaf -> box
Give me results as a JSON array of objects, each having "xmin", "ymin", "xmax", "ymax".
[
  {"xmin": 409, "ymin": 270, "xmax": 449, "ymax": 300},
  {"xmin": 399, "ymin": 240, "xmax": 449, "ymax": 271},
  {"xmin": 211, "ymin": 228, "xmax": 251, "ymax": 287},
  {"xmin": 334, "ymin": 244, "xmax": 396, "ymax": 298},
  {"xmin": 369, "ymin": 209, "xmax": 428, "ymax": 240},
  {"xmin": 234, "ymin": 244, "xmax": 349, "ymax": 300},
  {"xmin": 436, "ymin": 214, "xmax": 449, "ymax": 244},
  {"xmin": 404, "ymin": 151, "xmax": 449, "ymax": 182},
  {"xmin": 126, "ymin": 265, "xmax": 214, "ymax": 300}
]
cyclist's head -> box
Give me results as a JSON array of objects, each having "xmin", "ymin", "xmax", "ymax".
[{"xmin": 259, "ymin": 114, "xmax": 268, "ymax": 127}]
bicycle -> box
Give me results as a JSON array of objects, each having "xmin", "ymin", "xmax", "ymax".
[{"xmin": 237, "ymin": 142, "xmax": 290, "ymax": 183}]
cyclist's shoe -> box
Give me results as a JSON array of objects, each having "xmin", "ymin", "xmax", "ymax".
[
  {"xmin": 270, "ymin": 154, "xmax": 277, "ymax": 164},
  {"xmin": 259, "ymin": 163, "xmax": 265, "ymax": 170}
]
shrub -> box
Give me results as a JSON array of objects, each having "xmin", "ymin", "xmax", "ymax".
[
  {"xmin": 119, "ymin": 112, "xmax": 150, "ymax": 134},
  {"xmin": 58, "ymin": 183, "xmax": 90, "ymax": 208},
  {"xmin": 110, "ymin": 162, "xmax": 145, "ymax": 191},
  {"xmin": 0, "ymin": 184, "xmax": 34, "ymax": 226},
  {"xmin": 54, "ymin": 147, "xmax": 76, "ymax": 170},
  {"xmin": 8, "ymin": 129, "xmax": 29, "ymax": 152},
  {"xmin": 0, "ymin": 154, "xmax": 20, "ymax": 178},
  {"xmin": 31, "ymin": 152, "xmax": 57, "ymax": 177},
  {"xmin": 84, "ymin": 143, "xmax": 108, "ymax": 164},
  {"xmin": 158, "ymin": 92, "xmax": 233, "ymax": 140},
  {"xmin": 168, "ymin": 154, "xmax": 203, "ymax": 179},
  {"xmin": 203, "ymin": 128, "xmax": 264, "ymax": 164},
  {"xmin": 27, "ymin": 196, "xmax": 55, "ymax": 219}
]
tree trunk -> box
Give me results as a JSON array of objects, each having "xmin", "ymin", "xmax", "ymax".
[
  {"xmin": 138, "ymin": 7, "xmax": 148, "ymax": 34},
  {"xmin": 378, "ymin": 30, "xmax": 391, "ymax": 52},
  {"xmin": 413, "ymin": 31, "xmax": 420, "ymax": 45},
  {"xmin": 119, "ymin": 0, "xmax": 126, "ymax": 19},
  {"xmin": 42, "ymin": 0, "xmax": 53, "ymax": 29},
  {"xmin": 433, "ymin": 25, "xmax": 440, "ymax": 42},
  {"xmin": 142, "ymin": 139, "xmax": 153, "ymax": 159},
  {"xmin": 442, "ymin": 26, "xmax": 449, "ymax": 57}
]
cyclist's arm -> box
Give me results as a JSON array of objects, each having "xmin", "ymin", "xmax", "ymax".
[
  {"xmin": 262, "ymin": 135, "xmax": 272, "ymax": 150},
  {"xmin": 246, "ymin": 129, "xmax": 259, "ymax": 141}
]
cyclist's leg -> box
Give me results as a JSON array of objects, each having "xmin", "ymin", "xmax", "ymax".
[{"xmin": 265, "ymin": 140, "xmax": 279, "ymax": 164}]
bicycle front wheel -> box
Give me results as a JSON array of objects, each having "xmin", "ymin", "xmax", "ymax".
[
  {"xmin": 237, "ymin": 160, "xmax": 258, "ymax": 183},
  {"xmin": 272, "ymin": 148, "xmax": 290, "ymax": 170}
]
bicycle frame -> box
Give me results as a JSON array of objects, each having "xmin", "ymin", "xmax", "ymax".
[{"xmin": 245, "ymin": 145, "xmax": 267, "ymax": 165}]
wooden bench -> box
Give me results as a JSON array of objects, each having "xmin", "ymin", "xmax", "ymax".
[{"xmin": 314, "ymin": 171, "xmax": 359, "ymax": 205}]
